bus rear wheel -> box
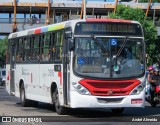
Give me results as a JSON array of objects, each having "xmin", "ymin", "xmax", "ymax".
[
  {"xmin": 20, "ymin": 84, "xmax": 38, "ymax": 107},
  {"xmin": 20, "ymin": 84, "xmax": 30, "ymax": 107},
  {"xmin": 53, "ymin": 89, "xmax": 67, "ymax": 115},
  {"xmin": 111, "ymin": 108, "xmax": 124, "ymax": 114}
]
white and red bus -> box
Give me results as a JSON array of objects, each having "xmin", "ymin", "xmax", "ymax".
[{"xmin": 6, "ymin": 18, "xmax": 146, "ymax": 115}]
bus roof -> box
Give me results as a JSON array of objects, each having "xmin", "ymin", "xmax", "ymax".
[{"xmin": 8, "ymin": 18, "xmax": 140, "ymax": 39}]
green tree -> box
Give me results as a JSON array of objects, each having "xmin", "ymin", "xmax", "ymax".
[
  {"xmin": 0, "ymin": 37, "xmax": 8, "ymax": 67},
  {"xmin": 138, "ymin": 0, "xmax": 160, "ymax": 3},
  {"xmin": 109, "ymin": 4, "xmax": 158, "ymax": 65}
]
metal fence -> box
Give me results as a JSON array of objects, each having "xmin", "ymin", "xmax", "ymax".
[
  {"xmin": 0, "ymin": 18, "xmax": 160, "ymax": 27},
  {"xmin": 0, "ymin": 18, "xmax": 46, "ymax": 24}
]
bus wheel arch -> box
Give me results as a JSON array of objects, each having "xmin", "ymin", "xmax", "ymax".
[
  {"xmin": 19, "ymin": 80, "xmax": 38, "ymax": 107},
  {"xmin": 50, "ymin": 82, "xmax": 67, "ymax": 115},
  {"xmin": 19, "ymin": 79, "xmax": 24, "ymax": 92}
]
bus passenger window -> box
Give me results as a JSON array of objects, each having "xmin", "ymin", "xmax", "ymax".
[
  {"xmin": 50, "ymin": 47, "xmax": 56, "ymax": 61},
  {"xmin": 16, "ymin": 38, "xmax": 24, "ymax": 62},
  {"xmin": 42, "ymin": 48, "xmax": 49, "ymax": 61},
  {"xmin": 32, "ymin": 36, "xmax": 40, "ymax": 61},
  {"xmin": 54, "ymin": 31, "xmax": 63, "ymax": 61},
  {"xmin": 24, "ymin": 37, "xmax": 31, "ymax": 62},
  {"xmin": 41, "ymin": 34, "xmax": 51, "ymax": 62},
  {"xmin": 16, "ymin": 54, "xmax": 22, "ymax": 62}
]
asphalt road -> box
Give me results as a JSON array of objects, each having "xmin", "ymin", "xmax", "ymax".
[{"xmin": 0, "ymin": 86, "xmax": 160, "ymax": 125}]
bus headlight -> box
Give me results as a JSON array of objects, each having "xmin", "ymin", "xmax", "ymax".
[
  {"xmin": 130, "ymin": 84, "xmax": 145, "ymax": 95},
  {"xmin": 72, "ymin": 82, "xmax": 90, "ymax": 95}
]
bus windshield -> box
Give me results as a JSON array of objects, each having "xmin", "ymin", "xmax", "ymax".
[{"xmin": 73, "ymin": 37, "xmax": 145, "ymax": 79}]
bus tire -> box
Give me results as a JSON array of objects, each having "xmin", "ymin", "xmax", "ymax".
[
  {"xmin": 53, "ymin": 88, "xmax": 67, "ymax": 115},
  {"xmin": 20, "ymin": 84, "xmax": 30, "ymax": 107},
  {"xmin": 111, "ymin": 108, "xmax": 124, "ymax": 114}
]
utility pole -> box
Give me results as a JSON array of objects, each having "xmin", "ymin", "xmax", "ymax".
[
  {"xmin": 145, "ymin": 0, "xmax": 152, "ymax": 18},
  {"xmin": 114, "ymin": 0, "xmax": 118, "ymax": 14},
  {"xmin": 83, "ymin": 0, "xmax": 86, "ymax": 19},
  {"xmin": 13, "ymin": 0, "xmax": 17, "ymax": 32},
  {"xmin": 80, "ymin": 0, "xmax": 86, "ymax": 19},
  {"xmin": 46, "ymin": 0, "xmax": 50, "ymax": 25},
  {"xmin": 29, "ymin": 6, "xmax": 32, "ymax": 25},
  {"xmin": 80, "ymin": 0, "xmax": 84, "ymax": 19}
]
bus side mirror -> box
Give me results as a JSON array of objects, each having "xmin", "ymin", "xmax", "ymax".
[{"xmin": 68, "ymin": 38, "xmax": 74, "ymax": 51}]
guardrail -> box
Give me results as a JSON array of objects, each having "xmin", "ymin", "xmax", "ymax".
[
  {"xmin": 0, "ymin": 18, "xmax": 46, "ymax": 24},
  {"xmin": 0, "ymin": 18, "xmax": 160, "ymax": 27}
]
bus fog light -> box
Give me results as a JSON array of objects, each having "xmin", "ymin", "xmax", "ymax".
[
  {"xmin": 77, "ymin": 85, "xmax": 81, "ymax": 89},
  {"xmin": 72, "ymin": 82, "xmax": 90, "ymax": 95},
  {"xmin": 72, "ymin": 82, "xmax": 77, "ymax": 85},
  {"xmin": 130, "ymin": 84, "xmax": 144, "ymax": 95},
  {"xmin": 81, "ymin": 89, "xmax": 86, "ymax": 93},
  {"xmin": 132, "ymin": 90, "xmax": 138, "ymax": 95},
  {"xmin": 137, "ymin": 85, "xmax": 143, "ymax": 91}
]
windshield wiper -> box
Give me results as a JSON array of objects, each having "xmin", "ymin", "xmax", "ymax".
[
  {"xmin": 91, "ymin": 35, "xmax": 108, "ymax": 56},
  {"xmin": 116, "ymin": 36, "xmax": 128, "ymax": 57},
  {"xmin": 112, "ymin": 36, "xmax": 128, "ymax": 72}
]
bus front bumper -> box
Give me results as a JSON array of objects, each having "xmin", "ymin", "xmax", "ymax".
[{"xmin": 69, "ymin": 91, "xmax": 145, "ymax": 108}]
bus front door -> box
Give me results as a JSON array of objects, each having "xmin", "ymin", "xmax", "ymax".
[
  {"xmin": 10, "ymin": 42, "xmax": 16, "ymax": 95},
  {"xmin": 62, "ymin": 38, "xmax": 70, "ymax": 105}
]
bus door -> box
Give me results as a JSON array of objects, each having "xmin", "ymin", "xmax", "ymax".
[
  {"xmin": 62, "ymin": 28, "xmax": 72, "ymax": 106},
  {"xmin": 10, "ymin": 41, "xmax": 16, "ymax": 94},
  {"xmin": 62, "ymin": 36, "xmax": 70, "ymax": 105}
]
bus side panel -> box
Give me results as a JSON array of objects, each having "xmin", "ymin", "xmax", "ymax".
[
  {"xmin": 14, "ymin": 64, "xmax": 40, "ymax": 100},
  {"xmin": 39, "ymin": 64, "xmax": 64, "ymax": 105},
  {"xmin": 6, "ymin": 64, "xmax": 11, "ymax": 94},
  {"xmin": 39, "ymin": 64, "xmax": 59, "ymax": 103},
  {"xmin": 13, "ymin": 63, "xmax": 64, "ymax": 104}
]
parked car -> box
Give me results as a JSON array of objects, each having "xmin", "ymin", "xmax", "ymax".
[{"xmin": 0, "ymin": 68, "xmax": 6, "ymax": 86}]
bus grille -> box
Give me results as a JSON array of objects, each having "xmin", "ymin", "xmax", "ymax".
[
  {"xmin": 97, "ymin": 98, "xmax": 124, "ymax": 103},
  {"xmin": 79, "ymin": 79, "xmax": 141, "ymax": 96}
]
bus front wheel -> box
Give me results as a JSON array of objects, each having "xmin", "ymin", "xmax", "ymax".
[{"xmin": 53, "ymin": 89, "xmax": 67, "ymax": 115}]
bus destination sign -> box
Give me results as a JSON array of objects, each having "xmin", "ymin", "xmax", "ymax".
[
  {"xmin": 75, "ymin": 22, "xmax": 143, "ymax": 36},
  {"xmin": 82, "ymin": 24, "xmax": 136, "ymax": 33}
]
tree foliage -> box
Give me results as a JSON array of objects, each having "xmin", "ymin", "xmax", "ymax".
[
  {"xmin": 138, "ymin": 0, "xmax": 160, "ymax": 3},
  {"xmin": 109, "ymin": 4, "xmax": 158, "ymax": 65},
  {"xmin": 0, "ymin": 37, "xmax": 8, "ymax": 67}
]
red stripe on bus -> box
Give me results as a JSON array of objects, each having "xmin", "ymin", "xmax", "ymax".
[
  {"xmin": 79, "ymin": 79, "xmax": 140, "ymax": 96},
  {"xmin": 86, "ymin": 18, "xmax": 132, "ymax": 23},
  {"xmin": 34, "ymin": 28, "xmax": 41, "ymax": 34},
  {"xmin": 7, "ymin": 71, "xmax": 10, "ymax": 81},
  {"xmin": 58, "ymin": 72, "xmax": 62, "ymax": 86}
]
